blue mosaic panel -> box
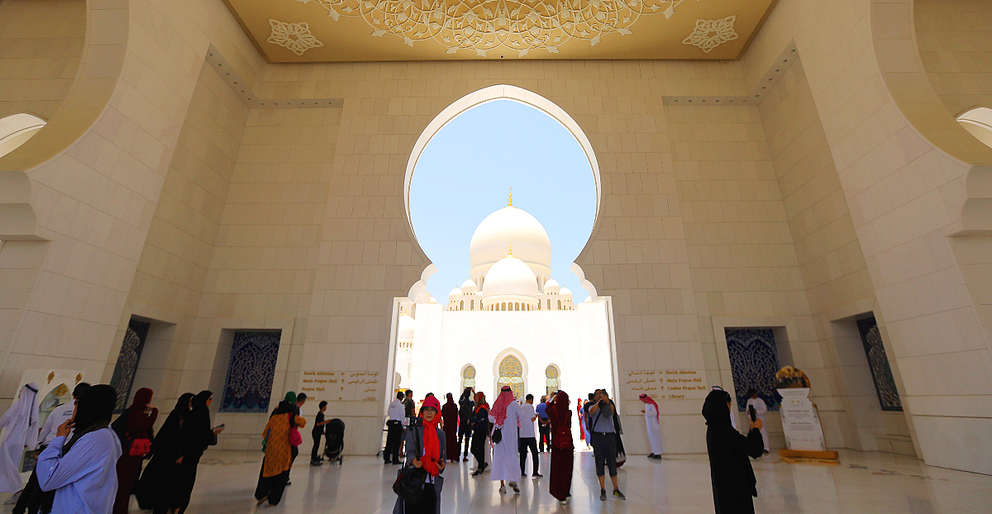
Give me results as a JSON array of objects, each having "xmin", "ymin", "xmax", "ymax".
[
  {"xmin": 110, "ymin": 319, "xmax": 150, "ymax": 412},
  {"xmin": 221, "ymin": 331, "xmax": 281, "ymax": 413},
  {"xmin": 725, "ymin": 328, "xmax": 781, "ymax": 412},
  {"xmin": 856, "ymin": 316, "xmax": 903, "ymax": 411}
]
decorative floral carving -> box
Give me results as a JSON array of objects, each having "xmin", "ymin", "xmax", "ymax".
[
  {"xmin": 294, "ymin": 0, "xmax": 690, "ymax": 56},
  {"xmin": 681, "ymin": 14, "xmax": 738, "ymax": 53},
  {"xmin": 267, "ymin": 19, "xmax": 325, "ymax": 55}
]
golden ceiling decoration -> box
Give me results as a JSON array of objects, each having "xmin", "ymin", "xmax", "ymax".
[
  {"xmin": 296, "ymin": 0, "xmax": 691, "ymax": 56},
  {"xmin": 222, "ymin": 0, "xmax": 778, "ymax": 61}
]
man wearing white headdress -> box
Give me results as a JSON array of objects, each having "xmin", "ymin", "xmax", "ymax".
[{"xmin": 0, "ymin": 383, "xmax": 40, "ymax": 493}]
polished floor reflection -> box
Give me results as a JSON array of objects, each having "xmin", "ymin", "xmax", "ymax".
[{"xmin": 7, "ymin": 449, "xmax": 990, "ymax": 513}]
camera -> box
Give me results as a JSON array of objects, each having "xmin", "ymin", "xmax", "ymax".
[{"xmin": 408, "ymin": 416, "xmax": 422, "ymax": 427}]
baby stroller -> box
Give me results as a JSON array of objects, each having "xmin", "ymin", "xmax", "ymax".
[{"xmin": 324, "ymin": 418, "xmax": 345, "ymax": 465}]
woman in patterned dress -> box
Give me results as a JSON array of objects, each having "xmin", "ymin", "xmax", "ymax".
[{"xmin": 255, "ymin": 399, "xmax": 306, "ymax": 506}]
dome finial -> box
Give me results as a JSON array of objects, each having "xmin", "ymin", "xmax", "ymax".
[
  {"xmin": 508, "ymin": 186, "xmax": 512, "ymax": 207},
  {"xmin": 508, "ymin": 244, "xmax": 512, "ymax": 256}
]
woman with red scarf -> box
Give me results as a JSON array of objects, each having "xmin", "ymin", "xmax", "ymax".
[
  {"xmin": 469, "ymin": 392, "xmax": 489, "ymax": 476},
  {"xmin": 639, "ymin": 393, "xmax": 665, "ymax": 459},
  {"xmin": 113, "ymin": 388, "xmax": 158, "ymax": 514},
  {"xmin": 546, "ymin": 391, "xmax": 573, "ymax": 505},
  {"xmin": 393, "ymin": 396, "xmax": 446, "ymax": 514},
  {"xmin": 440, "ymin": 394, "xmax": 459, "ymax": 463}
]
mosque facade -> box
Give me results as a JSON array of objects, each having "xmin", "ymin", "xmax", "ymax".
[{"xmin": 394, "ymin": 201, "xmax": 612, "ymax": 411}]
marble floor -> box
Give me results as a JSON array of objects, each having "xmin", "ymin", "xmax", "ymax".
[{"xmin": 5, "ymin": 449, "xmax": 991, "ymax": 513}]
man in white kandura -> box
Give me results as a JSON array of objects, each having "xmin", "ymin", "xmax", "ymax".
[
  {"xmin": 638, "ymin": 393, "xmax": 665, "ymax": 460},
  {"xmin": 488, "ymin": 386, "xmax": 521, "ymax": 494}
]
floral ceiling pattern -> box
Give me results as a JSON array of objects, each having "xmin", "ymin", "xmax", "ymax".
[
  {"xmin": 292, "ymin": 0, "xmax": 694, "ymax": 56},
  {"xmin": 268, "ymin": 19, "xmax": 325, "ymax": 55},
  {"xmin": 681, "ymin": 15, "xmax": 738, "ymax": 53}
]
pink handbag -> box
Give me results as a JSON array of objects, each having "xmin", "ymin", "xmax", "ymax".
[{"xmin": 288, "ymin": 413, "xmax": 303, "ymax": 446}]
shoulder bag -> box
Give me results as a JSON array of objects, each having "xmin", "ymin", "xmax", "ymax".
[
  {"xmin": 392, "ymin": 427, "xmax": 427, "ymax": 504},
  {"xmin": 288, "ymin": 413, "xmax": 303, "ymax": 446}
]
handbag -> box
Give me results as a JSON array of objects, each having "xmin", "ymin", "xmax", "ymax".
[
  {"xmin": 491, "ymin": 427, "xmax": 502, "ymax": 444},
  {"xmin": 288, "ymin": 413, "xmax": 303, "ymax": 446},
  {"xmin": 392, "ymin": 426, "xmax": 426, "ymax": 504},
  {"xmin": 129, "ymin": 437, "xmax": 151, "ymax": 456}
]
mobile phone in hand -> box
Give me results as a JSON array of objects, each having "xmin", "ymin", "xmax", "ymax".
[
  {"xmin": 748, "ymin": 405, "xmax": 757, "ymax": 422},
  {"xmin": 212, "ymin": 423, "xmax": 225, "ymax": 430}
]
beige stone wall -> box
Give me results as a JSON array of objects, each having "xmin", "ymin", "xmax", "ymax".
[
  {"xmin": 915, "ymin": 0, "xmax": 992, "ymax": 117},
  {"xmin": 0, "ymin": 0, "xmax": 85, "ymax": 121},
  {"xmin": 118, "ymin": 58, "xmax": 248, "ymax": 406}
]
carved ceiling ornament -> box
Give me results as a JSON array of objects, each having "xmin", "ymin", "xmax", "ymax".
[
  {"xmin": 267, "ymin": 19, "xmax": 326, "ymax": 55},
  {"xmin": 681, "ymin": 14, "xmax": 738, "ymax": 53},
  {"xmin": 294, "ymin": 0, "xmax": 693, "ymax": 56}
]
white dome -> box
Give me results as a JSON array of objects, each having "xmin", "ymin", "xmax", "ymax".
[
  {"xmin": 460, "ymin": 279, "xmax": 479, "ymax": 294},
  {"xmin": 448, "ymin": 287, "xmax": 461, "ymax": 300},
  {"xmin": 560, "ymin": 287, "xmax": 572, "ymax": 299},
  {"xmin": 398, "ymin": 314, "xmax": 415, "ymax": 342},
  {"xmin": 470, "ymin": 206, "xmax": 552, "ymax": 274},
  {"xmin": 482, "ymin": 255, "xmax": 539, "ymax": 302},
  {"xmin": 544, "ymin": 278, "xmax": 560, "ymax": 293}
]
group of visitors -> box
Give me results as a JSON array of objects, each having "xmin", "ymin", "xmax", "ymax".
[
  {"xmin": 0, "ymin": 383, "xmax": 223, "ymax": 514},
  {"xmin": 385, "ymin": 386, "xmax": 577, "ymax": 507}
]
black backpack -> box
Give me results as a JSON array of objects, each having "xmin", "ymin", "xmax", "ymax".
[{"xmin": 110, "ymin": 408, "xmax": 132, "ymax": 450}]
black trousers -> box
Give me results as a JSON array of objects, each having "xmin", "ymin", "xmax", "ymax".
[
  {"xmin": 538, "ymin": 423, "xmax": 552, "ymax": 452},
  {"xmin": 590, "ymin": 432, "xmax": 618, "ymax": 478},
  {"xmin": 12, "ymin": 464, "xmax": 53, "ymax": 514},
  {"xmin": 311, "ymin": 432, "xmax": 322, "ymax": 462},
  {"xmin": 518, "ymin": 437, "xmax": 539, "ymax": 475},
  {"xmin": 254, "ymin": 465, "xmax": 290, "ymax": 506},
  {"xmin": 384, "ymin": 420, "xmax": 403, "ymax": 463},
  {"xmin": 458, "ymin": 422, "xmax": 472, "ymax": 457},
  {"xmin": 471, "ymin": 431, "xmax": 487, "ymax": 468},
  {"xmin": 404, "ymin": 482, "xmax": 436, "ymax": 514}
]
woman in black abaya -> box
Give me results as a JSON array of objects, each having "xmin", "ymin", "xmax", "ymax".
[
  {"xmin": 135, "ymin": 392, "xmax": 194, "ymax": 513},
  {"xmin": 702, "ymin": 389, "xmax": 765, "ymax": 514},
  {"xmin": 175, "ymin": 391, "xmax": 224, "ymax": 513}
]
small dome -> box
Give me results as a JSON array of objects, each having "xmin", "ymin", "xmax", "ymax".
[
  {"xmin": 543, "ymin": 278, "xmax": 560, "ymax": 293},
  {"xmin": 398, "ymin": 314, "xmax": 415, "ymax": 342},
  {"xmin": 448, "ymin": 287, "xmax": 461, "ymax": 300},
  {"xmin": 482, "ymin": 255, "xmax": 539, "ymax": 303},
  {"xmin": 560, "ymin": 287, "xmax": 572, "ymax": 299},
  {"xmin": 460, "ymin": 279, "xmax": 479, "ymax": 294}
]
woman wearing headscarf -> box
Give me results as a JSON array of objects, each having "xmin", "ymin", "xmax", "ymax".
[
  {"xmin": 702, "ymin": 389, "xmax": 764, "ymax": 514},
  {"xmin": 456, "ymin": 388, "xmax": 474, "ymax": 462},
  {"xmin": 575, "ymin": 398, "xmax": 586, "ymax": 446},
  {"xmin": 440, "ymin": 394, "xmax": 459, "ymax": 463},
  {"xmin": 469, "ymin": 392, "xmax": 489, "ymax": 477},
  {"xmin": 135, "ymin": 392, "xmax": 193, "ymax": 513},
  {"xmin": 392, "ymin": 396, "xmax": 445, "ymax": 514},
  {"xmin": 36, "ymin": 384, "xmax": 121, "ymax": 513},
  {"xmin": 487, "ymin": 386, "xmax": 521, "ymax": 494},
  {"xmin": 0, "ymin": 383, "xmax": 40, "ymax": 493},
  {"xmin": 113, "ymin": 388, "xmax": 158, "ymax": 514},
  {"xmin": 254, "ymin": 396, "xmax": 306, "ymax": 506},
  {"xmin": 175, "ymin": 391, "xmax": 223, "ymax": 513},
  {"xmin": 639, "ymin": 393, "xmax": 665, "ymax": 460},
  {"xmin": 545, "ymin": 390, "xmax": 573, "ymax": 505}
]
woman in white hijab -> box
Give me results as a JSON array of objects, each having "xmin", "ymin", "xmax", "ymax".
[{"xmin": 0, "ymin": 383, "xmax": 40, "ymax": 493}]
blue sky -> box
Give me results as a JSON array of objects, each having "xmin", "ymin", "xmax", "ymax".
[{"xmin": 409, "ymin": 99, "xmax": 597, "ymax": 303}]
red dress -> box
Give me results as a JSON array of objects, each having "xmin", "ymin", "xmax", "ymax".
[
  {"xmin": 548, "ymin": 394, "xmax": 574, "ymax": 502},
  {"xmin": 576, "ymin": 399, "xmax": 585, "ymax": 441},
  {"xmin": 441, "ymin": 400, "xmax": 459, "ymax": 461}
]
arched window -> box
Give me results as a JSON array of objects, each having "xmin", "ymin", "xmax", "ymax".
[
  {"xmin": 545, "ymin": 364, "xmax": 560, "ymax": 397},
  {"xmin": 538, "ymin": 301, "xmax": 541, "ymax": 310},
  {"xmin": 470, "ymin": 299, "xmax": 474, "ymax": 310},
  {"xmin": 0, "ymin": 113, "xmax": 47, "ymax": 159},
  {"xmin": 460, "ymin": 300, "xmax": 464, "ymax": 310},
  {"xmin": 548, "ymin": 299, "xmax": 551, "ymax": 310},
  {"xmin": 557, "ymin": 300, "xmax": 562, "ymax": 310},
  {"xmin": 515, "ymin": 302, "xmax": 520, "ymax": 311},
  {"xmin": 497, "ymin": 355, "xmax": 524, "ymax": 399},
  {"xmin": 462, "ymin": 365, "xmax": 476, "ymax": 390}
]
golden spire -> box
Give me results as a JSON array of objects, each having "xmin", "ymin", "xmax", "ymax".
[
  {"xmin": 508, "ymin": 244, "xmax": 513, "ymax": 256},
  {"xmin": 508, "ymin": 186, "xmax": 512, "ymax": 207}
]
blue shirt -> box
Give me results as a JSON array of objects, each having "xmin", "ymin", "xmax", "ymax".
[
  {"xmin": 535, "ymin": 403, "xmax": 548, "ymax": 419},
  {"xmin": 37, "ymin": 428, "xmax": 122, "ymax": 514}
]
